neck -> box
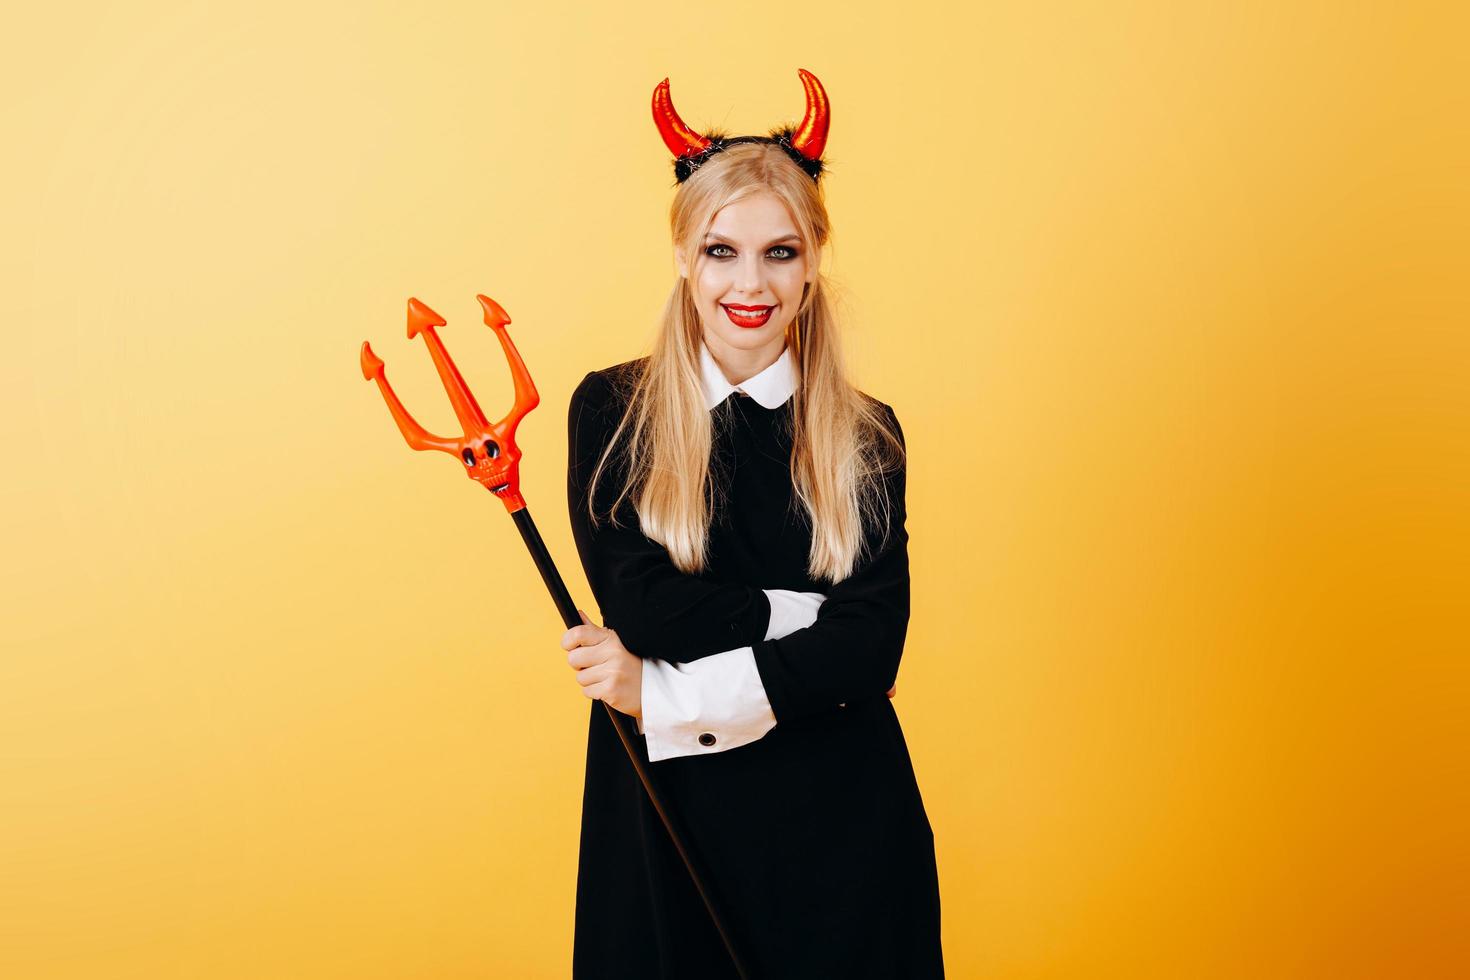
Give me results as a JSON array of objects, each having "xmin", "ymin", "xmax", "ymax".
[{"xmin": 704, "ymin": 332, "xmax": 785, "ymax": 386}]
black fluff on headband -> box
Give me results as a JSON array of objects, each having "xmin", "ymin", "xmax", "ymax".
[{"xmin": 671, "ymin": 129, "xmax": 827, "ymax": 185}]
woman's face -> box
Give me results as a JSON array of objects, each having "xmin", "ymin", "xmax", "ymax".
[{"xmin": 678, "ymin": 191, "xmax": 818, "ymax": 363}]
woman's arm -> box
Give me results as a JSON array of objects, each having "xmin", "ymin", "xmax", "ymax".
[
  {"xmin": 567, "ymin": 370, "xmax": 772, "ymax": 661},
  {"xmin": 638, "ymin": 589, "xmax": 826, "ymax": 762},
  {"xmin": 751, "ymin": 406, "xmax": 910, "ymax": 725}
]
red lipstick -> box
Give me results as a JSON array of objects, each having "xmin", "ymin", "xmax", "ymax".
[{"xmin": 723, "ymin": 304, "xmax": 774, "ymax": 328}]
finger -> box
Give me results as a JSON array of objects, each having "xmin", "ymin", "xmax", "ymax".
[
  {"xmin": 575, "ymin": 665, "xmax": 608, "ymax": 688},
  {"xmin": 561, "ymin": 624, "xmax": 605, "ymax": 651},
  {"xmin": 568, "ymin": 645, "xmax": 610, "ymax": 670},
  {"xmin": 581, "ymin": 679, "xmax": 607, "ymax": 701},
  {"xmin": 886, "ymin": 684, "xmax": 897, "ymax": 698},
  {"xmin": 561, "ymin": 625, "xmax": 595, "ymax": 650}
]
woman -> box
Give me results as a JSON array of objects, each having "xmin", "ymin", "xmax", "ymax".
[{"xmin": 560, "ymin": 70, "xmax": 943, "ymax": 979}]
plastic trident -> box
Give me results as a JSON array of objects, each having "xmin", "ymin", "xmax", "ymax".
[
  {"xmin": 360, "ymin": 295, "xmax": 536, "ymax": 512},
  {"xmin": 358, "ymin": 296, "xmax": 753, "ymax": 980}
]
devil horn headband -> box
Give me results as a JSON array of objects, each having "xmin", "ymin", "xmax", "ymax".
[{"xmin": 652, "ymin": 68, "xmax": 831, "ymax": 184}]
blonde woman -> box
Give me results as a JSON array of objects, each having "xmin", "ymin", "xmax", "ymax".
[{"xmin": 561, "ymin": 71, "xmax": 943, "ymax": 978}]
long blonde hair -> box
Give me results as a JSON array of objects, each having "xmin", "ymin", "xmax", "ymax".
[{"xmin": 586, "ymin": 141, "xmax": 905, "ymax": 583}]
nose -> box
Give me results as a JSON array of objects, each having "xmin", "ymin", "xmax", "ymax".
[{"xmin": 736, "ymin": 252, "xmax": 766, "ymax": 295}]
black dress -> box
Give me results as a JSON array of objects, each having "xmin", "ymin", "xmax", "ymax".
[{"xmin": 566, "ymin": 359, "xmax": 943, "ymax": 979}]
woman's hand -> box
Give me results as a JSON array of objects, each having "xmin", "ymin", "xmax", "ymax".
[{"xmin": 562, "ymin": 609, "xmax": 642, "ymax": 720}]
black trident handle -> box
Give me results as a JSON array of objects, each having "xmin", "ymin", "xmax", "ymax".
[{"xmin": 509, "ymin": 505, "xmax": 753, "ymax": 980}]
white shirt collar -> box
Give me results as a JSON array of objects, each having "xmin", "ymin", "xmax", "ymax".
[{"xmin": 699, "ymin": 340, "xmax": 798, "ymax": 410}]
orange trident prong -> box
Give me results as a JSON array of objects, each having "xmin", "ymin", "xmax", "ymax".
[{"xmin": 360, "ymin": 295, "xmax": 540, "ymax": 513}]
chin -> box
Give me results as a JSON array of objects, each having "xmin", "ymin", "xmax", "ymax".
[
  {"xmin": 713, "ymin": 326, "xmax": 780, "ymax": 349},
  {"xmin": 712, "ymin": 311, "xmax": 789, "ymax": 335}
]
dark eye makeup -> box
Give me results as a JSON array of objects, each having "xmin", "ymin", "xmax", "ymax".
[{"xmin": 705, "ymin": 243, "xmax": 800, "ymax": 261}]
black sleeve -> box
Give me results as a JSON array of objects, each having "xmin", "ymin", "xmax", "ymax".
[
  {"xmin": 751, "ymin": 405, "xmax": 910, "ymax": 724},
  {"xmin": 566, "ymin": 370, "xmax": 772, "ymax": 662}
]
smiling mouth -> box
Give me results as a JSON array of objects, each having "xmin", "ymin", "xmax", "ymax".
[{"xmin": 723, "ymin": 304, "xmax": 774, "ymax": 327}]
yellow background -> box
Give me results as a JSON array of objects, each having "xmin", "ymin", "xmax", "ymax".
[{"xmin": 3, "ymin": 1, "xmax": 1465, "ymax": 977}]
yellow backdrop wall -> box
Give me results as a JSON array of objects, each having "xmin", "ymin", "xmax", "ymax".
[{"xmin": 3, "ymin": 2, "xmax": 1464, "ymax": 977}]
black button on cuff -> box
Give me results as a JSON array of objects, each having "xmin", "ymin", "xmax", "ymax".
[{"xmin": 698, "ymin": 732, "xmax": 717, "ymax": 747}]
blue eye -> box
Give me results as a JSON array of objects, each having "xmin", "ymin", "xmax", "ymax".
[{"xmin": 705, "ymin": 244, "xmax": 800, "ymax": 261}]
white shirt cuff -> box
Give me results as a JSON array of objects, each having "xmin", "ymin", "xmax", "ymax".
[
  {"xmin": 640, "ymin": 647, "xmax": 775, "ymax": 762},
  {"xmin": 762, "ymin": 588, "xmax": 828, "ymax": 641},
  {"xmin": 638, "ymin": 589, "xmax": 826, "ymax": 761}
]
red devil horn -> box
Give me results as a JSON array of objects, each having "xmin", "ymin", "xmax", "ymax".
[
  {"xmin": 652, "ymin": 78, "xmax": 711, "ymax": 159},
  {"xmin": 789, "ymin": 68, "xmax": 831, "ymax": 161}
]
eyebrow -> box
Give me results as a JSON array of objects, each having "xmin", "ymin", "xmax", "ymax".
[{"xmin": 704, "ymin": 233, "xmax": 803, "ymax": 246}]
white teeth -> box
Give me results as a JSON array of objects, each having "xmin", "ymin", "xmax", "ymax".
[{"xmin": 727, "ymin": 306, "xmax": 770, "ymax": 315}]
